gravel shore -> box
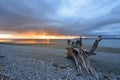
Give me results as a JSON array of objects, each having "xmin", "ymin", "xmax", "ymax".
[{"xmin": 0, "ymin": 44, "xmax": 120, "ymax": 80}]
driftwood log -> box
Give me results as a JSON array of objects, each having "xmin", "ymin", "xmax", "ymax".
[{"xmin": 65, "ymin": 35, "xmax": 102, "ymax": 80}]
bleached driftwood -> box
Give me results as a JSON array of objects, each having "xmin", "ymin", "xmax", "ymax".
[{"xmin": 65, "ymin": 35, "xmax": 102, "ymax": 80}]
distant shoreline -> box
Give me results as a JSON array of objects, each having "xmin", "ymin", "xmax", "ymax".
[
  {"xmin": 76, "ymin": 38, "xmax": 120, "ymax": 39},
  {"xmin": 0, "ymin": 38, "xmax": 120, "ymax": 40}
]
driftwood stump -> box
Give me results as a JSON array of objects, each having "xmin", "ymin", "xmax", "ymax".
[{"xmin": 65, "ymin": 35, "xmax": 102, "ymax": 80}]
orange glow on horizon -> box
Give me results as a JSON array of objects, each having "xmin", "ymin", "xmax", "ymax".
[
  {"xmin": 0, "ymin": 31, "xmax": 79, "ymax": 39},
  {"xmin": 15, "ymin": 35, "xmax": 79, "ymax": 39}
]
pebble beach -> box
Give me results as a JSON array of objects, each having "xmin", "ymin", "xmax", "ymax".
[{"xmin": 0, "ymin": 43, "xmax": 120, "ymax": 80}]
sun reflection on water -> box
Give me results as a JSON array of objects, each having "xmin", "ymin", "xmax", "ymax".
[{"xmin": 0, "ymin": 39, "xmax": 52, "ymax": 44}]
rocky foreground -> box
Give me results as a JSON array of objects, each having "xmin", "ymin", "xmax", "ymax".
[{"xmin": 0, "ymin": 44, "xmax": 120, "ymax": 80}]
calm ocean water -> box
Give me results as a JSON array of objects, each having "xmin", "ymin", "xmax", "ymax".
[
  {"xmin": 0, "ymin": 39, "xmax": 120, "ymax": 48},
  {"xmin": 82, "ymin": 39, "xmax": 120, "ymax": 48}
]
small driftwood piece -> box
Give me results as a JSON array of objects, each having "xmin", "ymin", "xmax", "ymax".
[{"xmin": 65, "ymin": 35, "xmax": 102, "ymax": 80}]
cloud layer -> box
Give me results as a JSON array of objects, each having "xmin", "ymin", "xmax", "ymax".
[{"xmin": 0, "ymin": 0, "xmax": 120, "ymax": 37}]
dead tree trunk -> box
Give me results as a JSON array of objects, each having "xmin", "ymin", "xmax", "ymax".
[{"xmin": 65, "ymin": 35, "xmax": 102, "ymax": 80}]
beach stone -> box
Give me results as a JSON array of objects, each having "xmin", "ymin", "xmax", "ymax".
[
  {"xmin": 61, "ymin": 76, "xmax": 67, "ymax": 80},
  {"xmin": 60, "ymin": 65, "xmax": 66, "ymax": 69},
  {"xmin": 52, "ymin": 63, "xmax": 58, "ymax": 68},
  {"xmin": 103, "ymin": 75, "xmax": 108, "ymax": 79},
  {"xmin": 52, "ymin": 63, "xmax": 59, "ymax": 72},
  {"xmin": 0, "ymin": 55, "xmax": 5, "ymax": 58}
]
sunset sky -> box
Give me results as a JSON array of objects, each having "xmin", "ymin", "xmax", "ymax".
[{"xmin": 0, "ymin": 0, "xmax": 120, "ymax": 39}]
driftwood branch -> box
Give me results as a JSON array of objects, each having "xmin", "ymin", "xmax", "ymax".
[
  {"xmin": 89, "ymin": 35, "xmax": 102, "ymax": 55},
  {"xmin": 65, "ymin": 35, "xmax": 102, "ymax": 80}
]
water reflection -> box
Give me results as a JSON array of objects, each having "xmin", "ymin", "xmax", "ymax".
[
  {"xmin": 0, "ymin": 39, "xmax": 52, "ymax": 44},
  {"xmin": 0, "ymin": 39, "xmax": 13, "ymax": 42}
]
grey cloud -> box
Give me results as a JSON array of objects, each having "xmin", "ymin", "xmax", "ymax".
[
  {"xmin": 0, "ymin": 0, "xmax": 62, "ymax": 32},
  {"xmin": 0, "ymin": 0, "xmax": 120, "ymax": 36}
]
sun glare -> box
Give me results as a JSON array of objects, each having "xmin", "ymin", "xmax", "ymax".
[
  {"xmin": 0, "ymin": 32, "xmax": 79, "ymax": 39},
  {"xmin": 37, "ymin": 35, "xmax": 79, "ymax": 39},
  {"xmin": 0, "ymin": 34, "xmax": 13, "ymax": 38}
]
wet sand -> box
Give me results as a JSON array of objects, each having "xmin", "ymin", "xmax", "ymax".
[{"xmin": 0, "ymin": 43, "xmax": 120, "ymax": 80}]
